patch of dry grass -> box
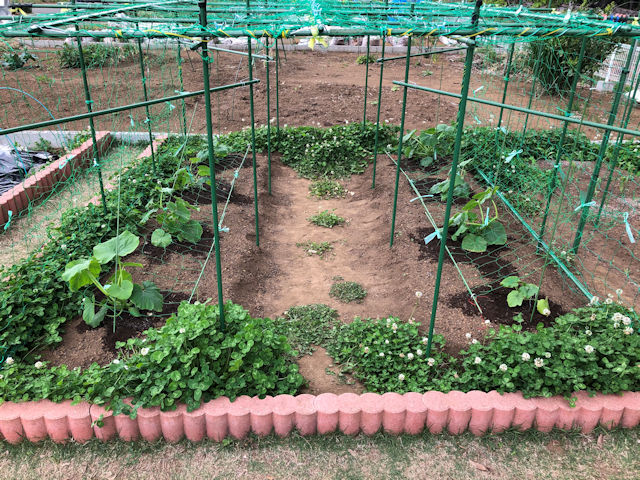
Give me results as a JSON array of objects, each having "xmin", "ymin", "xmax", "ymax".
[{"xmin": 0, "ymin": 428, "xmax": 637, "ymax": 480}]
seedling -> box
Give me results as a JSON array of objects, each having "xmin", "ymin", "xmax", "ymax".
[
  {"xmin": 309, "ymin": 179, "xmax": 346, "ymax": 199},
  {"xmin": 297, "ymin": 241, "xmax": 333, "ymax": 257},
  {"xmin": 500, "ymin": 276, "xmax": 544, "ymax": 310},
  {"xmin": 330, "ymin": 280, "xmax": 367, "ymax": 303},
  {"xmin": 308, "ymin": 210, "xmax": 345, "ymax": 228}
]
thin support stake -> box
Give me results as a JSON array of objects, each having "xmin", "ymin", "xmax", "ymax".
[
  {"xmin": 495, "ymin": 42, "xmax": 515, "ymax": 132},
  {"xmin": 275, "ymin": 35, "xmax": 280, "ymax": 139},
  {"xmin": 177, "ymin": 41, "xmax": 187, "ymax": 137},
  {"xmin": 362, "ymin": 35, "xmax": 370, "ymax": 130},
  {"xmin": 572, "ymin": 39, "xmax": 636, "ymax": 253},
  {"xmin": 266, "ymin": 36, "xmax": 272, "ymax": 195},
  {"xmin": 371, "ymin": 35, "xmax": 386, "ymax": 189},
  {"xmin": 136, "ymin": 23, "xmax": 156, "ymax": 173},
  {"xmin": 198, "ymin": 0, "xmax": 226, "ymax": 330},
  {"xmin": 75, "ymin": 33, "xmax": 107, "ymax": 215},
  {"xmin": 247, "ymin": 15, "xmax": 259, "ymax": 246},
  {"xmin": 389, "ymin": 30, "xmax": 413, "ymax": 247}
]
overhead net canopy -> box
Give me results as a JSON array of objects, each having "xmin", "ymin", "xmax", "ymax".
[{"xmin": 1, "ymin": 0, "xmax": 640, "ymax": 41}]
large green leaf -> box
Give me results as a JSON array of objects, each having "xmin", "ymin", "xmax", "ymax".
[
  {"xmin": 500, "ymin": 276, "xmax": 520, "ymax": 289},
  {"xmin": 507, "ymin": 289, "xmax": 525, "ymax": 307},
  {"xmin": 93, "ymin": 230, "xmax": 140, "ymax": 264},
  {"xmin": 177, "ymin": 219, "xmax": 203, "ymax": 244},
  {"xmin": 461, "ymin": 233, "xmax": 487, "ymax": 253},
  {"xmin": 519, "ymin": 283, "xmax": 540, "ymax": 299},
  {"xmin": 104, "ymin": 280, "xmax": 134, "ymax": 301},
  {"xmin": 130, "ymin": 281, "xmax": 164, "ymax": 312},
  {"xmin": 484, "ymin": 220, "xmax": 507, "ymax": 246},
  {"xmin": 61, "ymin": 258, "xmax": 101, "ymax": 291},
  {"xmin": 151, "ymin": 228, "xmax": 172, "ymax": 248}
]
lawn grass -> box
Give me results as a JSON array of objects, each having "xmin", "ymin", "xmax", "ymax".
[{"xmin": 0, "ymin": 427, "xmax": 637, "ymax": 479}]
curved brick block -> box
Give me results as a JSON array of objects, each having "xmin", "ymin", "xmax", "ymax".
[
  {"xmin": 466, "ymin": 391, "xmax": 494, "ymax": 436},
  {"xmin": 295, "ymin": 394, "xmax": 317, "ymax": 436},
  {"xmin": 315, "ymin": 393, "xmax": 340, "ymax": 434},
  {"xmin": 0, "ymin": 403, "xmax": 25, "ymax": 444},
  {"xmin": 21, "ymin": 400, "xmax": 51, "ymax": 442},
  {"xmin": 620, "ymin": 392, "xmax": 640, "ymax": 429},
  {"xmin": 228, "ymin": 396, "xmax": 252, "ymax": 439},
  {"xmin": 66, "ymin": 402, "xmax": 93, "ymax": 443},
  {"xmin": 272, "ymin": 395, "xmax": 297, "ymax": 437},
  {"xmin": 510, "ymin": 392, "xmax": 536, "ymax": 431},
  {"xmin": 572, "ymin": 392, "xmax": 604, "ymax": 433},
  {"xmin": 338, "ymin": 393, "xmax": 361, "ymax": 436},
  {"xmin": 487, "ymin": 391, "xmax": 515, "ymax": 433},
  {"xmin": 114, "ymin": 414, "xmax": 139, "ymax": 442},
  {"xmin": 600, "ymin": 395, "xmax": 626, "ymax": 430},
  {"xmin": 137, "ymin": 406, "xmax": 162, "ymax": 442},
  {"xmin": 250, "ymin": 396, "xmax": 274, "ymax": 437},
  {"xmin": 160, "ymin": 405, "xmax": 185, "ymax": 443},
  {"xmin": 184, "ymin": 408, "xmax": 206, "ymax": 442},
  {"xmin": 360, "ymin": 393, "xmax": 383, "ymax": 435},
  {"xmin": 43, "ymin": 402, "xmax": 70, "ymax": 443},
  {"xmin": 446, "ymin": 391, "xmax": 472, "ymax": 434},
  {"xmin": 533, "ymin": 397, "xmax": 564, "ymax": 432},
  {"xmin": 423, "ymin": 391, "xmax": 449, "ymax": 434},
  {"xmin": 382, "ymin": 392, "xmax": 406, "ymax": 435},
  {"xmin": 90, "ymin": 405, "xmax": 116, "ymax": 442},
  {"xmin": 204, "ymin": 397, "xmax": 230, "ymax": 442},
  {"xmin": 403, "ymin": 392, "xmax": 428, "ymax": 435}
]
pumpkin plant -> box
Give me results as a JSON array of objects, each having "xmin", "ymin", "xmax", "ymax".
[
  {"xmin": 448, "ymin": 187, "xmax": 507, "ymax": 253},
  {"xmin": 61, "ymin": 230, "xmax": 163, "ymax": 329},
  {"xmin": 402, "ymin": 124, "xmax": 455, "ymax": 169}
]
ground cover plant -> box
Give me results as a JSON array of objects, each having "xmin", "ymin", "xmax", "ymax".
[
  {"xmin": 329, "ymin": 279, "xmax": 367, "ymax": 303},
  {"xmin": 308, "ymin": 210, "xmax": 345, "ymax": 228},
  {"xmin": 309, "ymin": 179, "xmax": 346, "ymax": 199},
  {"xmin": 297, "ymin": 240, "xmax": 334, "ymax": 257},
  {"xmin": 275, "ymin": 304, "xmax": 340, "ymax": 356}
]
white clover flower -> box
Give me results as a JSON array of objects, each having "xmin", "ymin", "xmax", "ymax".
[
  {"xmin": 124, "ymin": 365, "xmax": 129, "ymax": 370},
  {"xmin": 5, "ymin": 357, "xmax": 14, "ymax": 365},
  {"xmin": 616, "ymin": 289, "xmax": 623, "ymax": 296},
  {"xmin": 113, "ymin": 359, "xmax": 120, "ymax": 364},
  {"xmin": 484, "ymin": 319, "xmax": 491, "ymax": 325},
  {"xmin": 623, "ymin": 316, "xmax": 632, "ymax": 326},
  {"xmin": 474, "ymin": 356, "xmax": 482, "ymax": 365},
  {"xmin": 589, "ymin": 296, "xmax": 600, "ymax": 305},
  {"xmin": 499, "ymin": 364, "xmax": 508, "ymax": 372},
  {"xmin": 179, "ymin": 328, "xmax": 186, "ymax": 334},
  {"xmin": 585, "ymin": 329, "xmax": 592, "ymax": 336},
  {"xmin": 624, "ymin": 327, "xmax": 634, "ymax": 335},
  {"xmin": 465, "ymin": 332, "xmax": 472, "ymax": 339},
  {"xmin": 34, "ymin": 361, "xmax": 44, "ymax": 369},
  {"xmin": 60, "ymin": 244, "xmax": 67, "ymax": 250},
  {"xmin": 0, "ymin": 374, "xmax": 3, "ymax": 380},
  {"xmin": 415, "ymin": 291, "xmax": 423, "ymax": 298},
  {"xmin": 398, "ymin": 374, "xmax": 405, "ymax": 381},
  {"xmin": 521, "ymin": 352, "xmax": 531, "ymax": 361},
  {"xmin": 608, "ymin": 293, "xmax": 614, "ymax": 299},
  {"xmin": 379, "ymin": 352, "xmax": 385, "ymax": 357},
  {"xmin": 605, "ymin": 298, "xmax": 613, "ymax": 305},
  {"xmin": 407, "ymin": 353, "xmax": 414, "ymax": 360},
  {"xmin": 591, "ymin": 314, "xmax": 597, "ymax": 321},
  {"xmin": 584, "ymin": 345, "xmax": 594, "ymax": 354},
  {"xmin": 427, "ymin": 358, "xmax": 436, "ymax": 367},
  {"xmin": 613, "ymin": 312, "xmax": 623, "ymax": 321},
  {"xmin": 385, "ymin": 339, "xmax": 389, "ymax": 345},
  {"xmin": 534, "ymin": 358, "xmax": 544, "ymax": 368},
  {"xmin": 416, "ymin": 349, "xmax": 423, "ymax": 356},
  {"xmin": 544, "ymin": 352, "xmax": 551, "ymax": 358},
  {"xmin": 422, "ymin": 337, "xmax": 428, "ymax": 344},
  {"xmin": 386, "ymin": 318, "xmax": 391, "ymax": 324},
  {"xmin": 471, "ymin": 339, "xmax": 479, "ymax": 345},
  {"xmin": 364, "ymin": 347, "xmax": 370, "ymax": 354},
  {"xmin": 399, "ymin": 353, "xmax": 405, "ymax": 358},
  {"xmin": 392, "ymin": 323, "xmax": 398, "ymax": 332},
  {"xmin": 140, "ymin": 347, "xmax": 150, "ymax": 356},
  {"xmin": 101, "ymin": 224, "xmax": 106, "ymax": 228}
]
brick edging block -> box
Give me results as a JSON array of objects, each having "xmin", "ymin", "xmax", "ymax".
[
  {"xmin": 0, "ymin": 390, "xmax": 637, "ymax": 444},
  {"xmin": 0, "ymin": 132, "xmax": 112, "ymax": 226}
]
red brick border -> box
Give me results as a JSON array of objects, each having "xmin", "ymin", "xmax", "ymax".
[
  {"xmin": 0, "ymin": 132, "xmax": 112, "ymax": 227},
  {"xmin": 0, "ymin": 390, "xmax": 637, "ymax": 444}
]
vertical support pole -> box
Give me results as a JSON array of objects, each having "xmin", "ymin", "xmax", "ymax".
[
  {"xmin": 596, "ymin": 41, "xmax": 640, "ymax": 225},
  {"xmin": 135, "ymin": 23, "xmax": 156, "ymax": 173},
  {"xmin": 177, "ymin": 40, "xmax": 187, "ymax": 137},
  {"xmin": 275, "ymin": 34, "xmax": 281, "ymax": 140},
  {"xmin": 425, "ymin": 0, "xmax": 481, "ymax": 358},
  {"xmin": 537, "ymin": 37, "xmax": 587, "ymax": 243},
  {"xmin": 389, "ymin": 27, "xmax": 413, "ymax": 247},
  {"xmin": 495, "ymin": 42, "xmax": 515, "ymax": 132},
  {"xmin": 521, "ymin": 48, "xmax": 540, "ymax": 139},
  {"xmin": 247, "ymin": 0, "xmax": 260, "ymax": 246},
  {"xmin": 572, "ymin": 39, "xmax": 636, "ymax": 253},
  {"xmin": 362, "ymin": 35, "xmax": 371, "ymax": 129},
  {"xmin": 198, "ymin": 0, "xmax": 226, "ymax": 329},
  {"xmin": 371, "ymin": 34, "xmax": 386, "ymax": 189},
  {"xmin": 265, "ymin": 36, "xmax": 272, "ymax": 195},
  {"xmin": 75, "ymin": 31, "xmax": 108, "ymax": 214}
]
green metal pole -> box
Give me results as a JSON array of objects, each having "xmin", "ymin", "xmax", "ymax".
[
  {"xmin": 371, "ymin": 34, "xmax": 386, "ymax": 189},
  {"xmin": 362, "ymin": 35, "xmax": 370, "ymax": 129},
  {"xmin": 389, "ymin": 29, "xmax": 413, "ymax": 247},
  {"xmin": 135, "ymin": 23, "xmax": 156, "ymax": 174},
  {"xmin": 177, "ymin": 41, "xmax": 187, "ymax": 137},
  {"xmin": 537, "ymin": 37, "xmax": 587, "ymax": 243},
  {"xmin": 495, "ymin": 42, "xmax": 515, "ymax": 132},
  {"xmin": 595, "ymin": 41, "xmax": 640, "ymax": 225},
  {"xmin": 275, "ymin": 35, "xmax": 281, "ymax": 140},
  {"xmin": 247, "ymin": 1, "xmax": 260, "ymax": 246},
  {"xmin": 74, "ymin": 28, "xmax": 107, "ymax": 214},
  {"xmin": 425, "ymin": 0, "xmax": 481, "ymax": 359},
  {"xmin": 265, "ymin": 36, "xmax": 272, "ymax": 195},
  {"xmin": 572, "ymin": 39, "xmax": 636, "ymax": 253},
  {"xmin": 198, "ymin": 0, "xmax": 226, "ymax": 330},
  {"xmin": 521, "ymin": 47, "xmax": 541, "ymax": 139}
]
